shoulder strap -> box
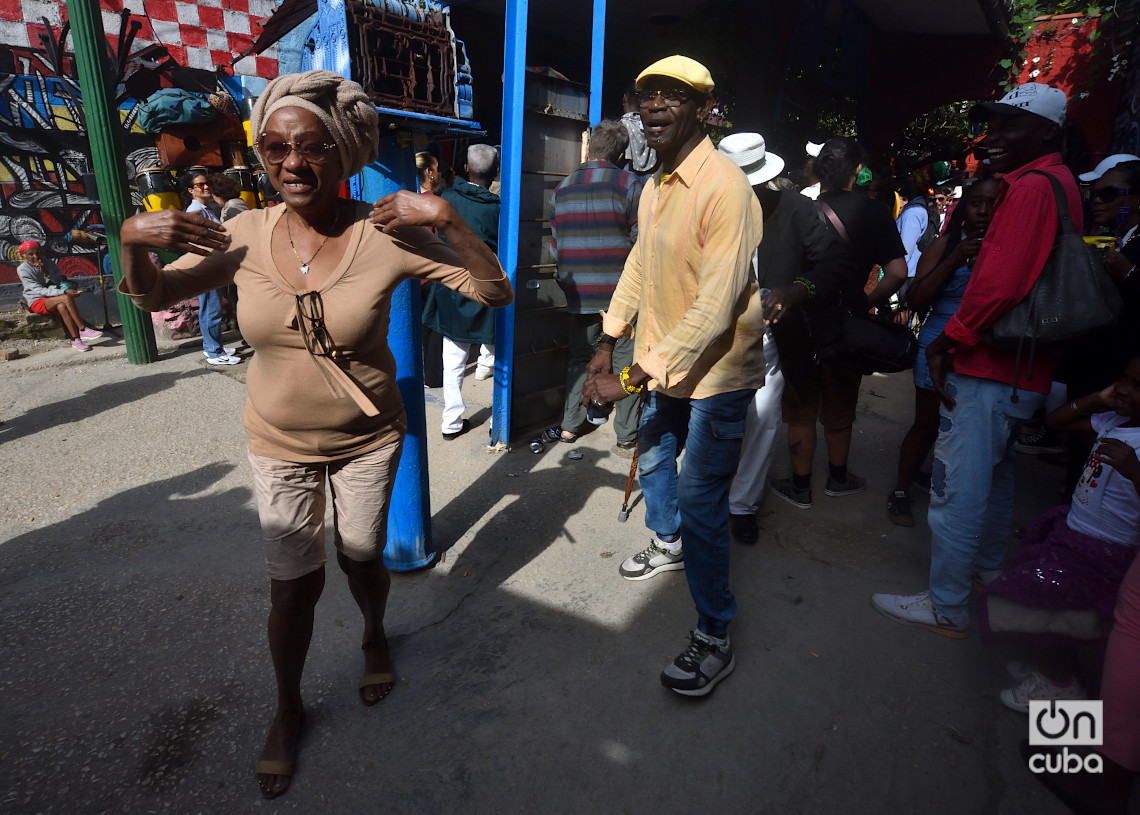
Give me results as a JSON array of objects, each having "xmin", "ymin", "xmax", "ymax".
[
  {"xmin": 819, "ymin": 200, "xmax": 855, "ymax": 255},
  {"xmin": 1022, "ymin": 169, "xmax": 1077, "ymax": 237}
]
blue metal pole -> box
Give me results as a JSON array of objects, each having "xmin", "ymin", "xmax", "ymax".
[
  {"xmin": 589, "ymin": 0, "xmax": 606, "ymax": 126},
  {"xmin": 491, "ymin": 0, "xmax": 528, "ymax": 446},
  {"xmin": 314, "ymin": 0, "xmax": 434, "ymax": 569}
]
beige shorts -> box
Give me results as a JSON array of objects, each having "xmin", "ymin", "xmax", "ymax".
[{"xmin": 248, "ymin": 439, "xmax": 403, "ymax": 581}]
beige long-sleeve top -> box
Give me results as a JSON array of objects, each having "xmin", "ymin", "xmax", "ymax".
[
  {"xmin": 121, "ymin": 202, "xmax": 512, "ymax": 462},
  {"xmin": 601, "ymin": 137, "xmax": 765, "ymax": 399}
]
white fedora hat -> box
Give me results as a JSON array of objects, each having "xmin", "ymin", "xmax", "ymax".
[{"xmin": 718, "ymin": 132, "xmax": 785, "ymax": 185}]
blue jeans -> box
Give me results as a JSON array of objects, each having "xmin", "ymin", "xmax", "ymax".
[
  {"xmin": 927, "ymin": 373, "xmax": 1043, "ymax": 617},
  {"xmin": 638, "ymin": 388, "xmax": 754, "ymax": 637},
  {"xmin": 198, "ymin": 288, "xmax": 225, "ymax": 357}
]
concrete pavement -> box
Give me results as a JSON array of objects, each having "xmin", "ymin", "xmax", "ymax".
[{"xmin": 0, "ymin": 334, "xmax": 1077, "ymax": 813}]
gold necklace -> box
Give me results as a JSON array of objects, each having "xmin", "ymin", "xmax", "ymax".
[{"xmin": 286, "ymin": 207, "xmax": 338, "ymax": 274}]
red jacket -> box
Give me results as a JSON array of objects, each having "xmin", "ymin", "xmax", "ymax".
[{"xmin": 944, "ymin": 153, "xmax": 1082, "ymax": 393}]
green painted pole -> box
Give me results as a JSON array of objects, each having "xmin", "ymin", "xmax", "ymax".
[{"xmin": 65, "ymin": 0, "xmax": 157, "ymax": 363}]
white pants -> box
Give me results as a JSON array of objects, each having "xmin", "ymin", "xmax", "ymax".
[
  {"xmin": 729, "ymin": 330, "xmax": 783, "ymax": 515},
  {"xmin": 441, "ymin": 338, "xmax": 494, "ymax": 433}
]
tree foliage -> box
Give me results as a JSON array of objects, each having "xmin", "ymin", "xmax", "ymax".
[{"xmin": 891, "ymin": 102, "xmax": 974, "ymax": 174}]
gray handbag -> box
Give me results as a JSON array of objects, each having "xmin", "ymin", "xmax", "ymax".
[{"xmin": 984, "ymin": 170, "xmax": 1122, "ymax": 350}]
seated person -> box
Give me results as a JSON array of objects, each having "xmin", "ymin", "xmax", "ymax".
[
  {"xmin": 17, "ymin": 240, "xmax": 101, "ymax": 351},
  {"xmin": 980, "ymin": 355, "xmax": 1140, "ymax": 712}
]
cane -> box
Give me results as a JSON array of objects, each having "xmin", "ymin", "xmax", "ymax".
[{"xmin": 617, "ymin": 393, "xmax": 645, "ymax": 522}]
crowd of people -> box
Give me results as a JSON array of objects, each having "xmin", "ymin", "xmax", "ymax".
[
  {"xmin": 15, "ymin": 52, "xmax": 1137, "ymax": 808},
  {"xmin": 570, "ymin": 63, "xmax": 1139, "ymax": 813}
]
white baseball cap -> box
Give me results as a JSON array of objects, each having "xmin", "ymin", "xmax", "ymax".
[
  {"xmin": 1079, "ymin": 153, "xmax": 1140, "ymax": 182},
  {"xmin": 718, "ymin": 132, "xmax": 785, "ymax": 185},
  {"xmin": 970, "ymin": 82, "xmax": 1067, "ymax": 127}
]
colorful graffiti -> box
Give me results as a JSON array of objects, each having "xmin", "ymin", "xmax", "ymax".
[
  {"xmin": 0, "ymin": 47, "xmax": 159, "ymax": 282},
  {"xmin": 0, "ymin": 0, "xmax": 281, "ymax": 286}
]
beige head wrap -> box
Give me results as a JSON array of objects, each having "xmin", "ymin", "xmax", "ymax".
[{"xmin": 250, "ymin": 70, "xmax": 379, "ymax": 180}]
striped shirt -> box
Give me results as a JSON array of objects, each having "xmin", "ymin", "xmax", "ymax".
[
  {"xmin": 602, "ymin": 137, "xmax": 765, "ymax": 399},
  {"xmin": 549, "ymin": 160, "xmax": 642, "ymax": 315}
]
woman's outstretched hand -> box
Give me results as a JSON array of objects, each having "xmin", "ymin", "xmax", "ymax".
[{"xmin": 120, "ymin": 210, "xmax": 230, "ymax": 256}]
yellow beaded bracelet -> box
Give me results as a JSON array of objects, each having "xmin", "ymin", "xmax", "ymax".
[{"xmin": 620, "ymin": 366, "xmax": 642, "ymax": 395}]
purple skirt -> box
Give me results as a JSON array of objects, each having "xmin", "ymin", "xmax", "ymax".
[{"xmin": 985, "ymin": 505, "xmax": 1138, "ymax": 619}]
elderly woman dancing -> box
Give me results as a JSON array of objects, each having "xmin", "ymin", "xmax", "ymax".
[{"xmin": 117, "ymin": 70, "xmax": 512, "ymax": 799}]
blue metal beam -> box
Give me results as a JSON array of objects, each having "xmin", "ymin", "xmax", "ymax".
[
  {"xmin": 313, "ymin": 0, "xmax": 434, "ymax": 569},
  {"xmin": 491, "ymin": 0, "xmax": 528, "ymax": 447},
  {"xmin": 589, "ymin": 0, "xmax": 606, "ymax": 126}
]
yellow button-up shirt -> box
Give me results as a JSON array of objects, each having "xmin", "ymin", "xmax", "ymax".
[{"xmin": 602, "ymin": 136, "xmax": 765, "ymax": 399}]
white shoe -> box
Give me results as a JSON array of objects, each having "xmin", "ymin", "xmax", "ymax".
[
  {"xmin": 203, "ymin": 347, "xmax": 237, "ymax": 358},
  {"xmin": 474, "ymin": 366, "xmax": 493, "ymax": 380},
  {"xmin": 871, "ymin": 590, "xmax": 969, "ymax": 638},
  {"xmin": 619, "ymin": 537, "xmax": 683, "ymax": 581},
  {"xmin": 205, "ymin": 354, "xmax": 241, "ymax": 366},
  {"xmin": 999, "ymin": 668, "xmax": 1086, "ymax": 713}
]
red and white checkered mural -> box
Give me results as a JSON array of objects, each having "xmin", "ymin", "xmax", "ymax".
[{"xmin": 1, "ymin": 0, "xmax": 280, "ymax": 78}]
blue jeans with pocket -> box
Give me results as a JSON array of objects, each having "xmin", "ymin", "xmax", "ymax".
[
  {"xmin": 637, "ymin": 388, "xmax": 755, "ymax": 637},
  {"xmin": 198, "ymin": 288, "xmax": 225, "ymax": 357},
  {"xmin": 927, "ymin": 372, "xmax": 1043, "ymax": 617}
]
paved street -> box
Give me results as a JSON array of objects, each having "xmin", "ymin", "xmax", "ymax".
[{"xmin": 0, "ymin": 334, "xmax": 1075, "ymax": 813}]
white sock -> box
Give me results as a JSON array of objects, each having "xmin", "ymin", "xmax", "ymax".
[{"xmin": 655, "ymin": 534, "xmax": 681, "ymax": 553}]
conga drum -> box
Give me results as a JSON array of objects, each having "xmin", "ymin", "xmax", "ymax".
[
  {"xmin": 224, "ymin": 165, "xmax": 259, "ymax": 209},
  {"xmin": 135, "ymin": 167, "xmax": 180, "ymax": 212},
  {"xmin": 254, "ymin": 169, "xmax": 278, "ymax": 207}
]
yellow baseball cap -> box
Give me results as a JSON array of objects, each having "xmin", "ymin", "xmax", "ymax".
[{"xmin": 636, "ymin": 56, "xmax": 714, "ymax": 94}]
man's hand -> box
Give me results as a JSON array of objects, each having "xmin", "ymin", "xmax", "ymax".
[
  {"xmin": 763, "ymin": 284, "xmax": 808, "ymax": 326},
  {"xmin": 926, "ymin": 332, "xmax": 957, "ymax": 409},
  {"xmin": 585, "ymin": 346, "xmax": 614, "ymax": 379},
  {"xmin": 120, "ymin": 210, "xmax": 230, "ymax": 256},
  {"xmin": 582, "ymin": 372, "xmax": 629, "ymax": 407}
]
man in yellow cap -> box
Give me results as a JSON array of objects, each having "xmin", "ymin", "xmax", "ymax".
[{"xmin": 583, "ymin": 55, "xmax": 765, "ymax": 697}]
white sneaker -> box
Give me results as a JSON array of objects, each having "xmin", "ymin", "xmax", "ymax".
[
  {"xmin": 871, "ymin": 591, "xmax": 969, "ymax": 638},
  {"xmin": 999, "ymin": 668, "xmax": 1086, "ymax": 713},
  {"xmin": 205, "ymin": 354, "xmax": 241, "ymax": 366},
  {"xmin": 203, "ymin": 347, "xmax": 237, "ymax": 358},
  {"xmin": 1007, "ymin": 660, "xmax": 1037, "ymax": 682},
  {"xmin": 619, "ymin": 536, "xmax": 683, "ymax": 581},
  {"xmin": 474, "ymin": 366, "xmax": 493, "ymax": 380}
]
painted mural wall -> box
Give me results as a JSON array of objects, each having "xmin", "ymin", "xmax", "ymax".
[{"xmin": 0, "ymin": 0, "xmax": 281, "ymax": 285}]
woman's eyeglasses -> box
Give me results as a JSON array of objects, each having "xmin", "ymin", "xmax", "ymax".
[
  {"xmin": 637, "ymin": 88, "xmax": 692, "ymax": 108},
  {"xmin": 296, "ymin": 291, "xmax": 340, "ymax": 359},
  {"xmin": 260, "ymin": 138, "xmax": 338, "ymax": 166},
  {"xmin": 1091, "ymin": 186, "xmax": 1133, "ymax": 204},
  {"xmin": 192, "ymin": 182, "xmax": 210, "ymax": 189}
]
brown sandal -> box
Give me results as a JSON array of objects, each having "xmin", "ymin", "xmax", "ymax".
[
  {"xmin": 256, "ymin": 709, "xmax": 305, "ymax": 799},
  {"xmin": 359, "ymin": 641, "xmax": 394, "ymax": 706}
]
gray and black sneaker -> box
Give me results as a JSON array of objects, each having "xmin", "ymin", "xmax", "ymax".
[
  {"xmin": 824, "ymin": 471, "xmax": 866, "ymax": 497},
  {"xmin": 770, "ymin": 476, "xmax": 812, "ymax": 509},
  {"xmin": 660, "ymin": 630, "xmax": 735, "ymax": 696},
  {"xmin": 618, "ymin": 537, "xmax": 684, "ymax": 581}
]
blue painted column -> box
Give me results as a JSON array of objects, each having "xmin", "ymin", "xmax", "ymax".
[
  {"xmin": 490, "ymin": 0, "xmax": 528, "ymax": 446},
  {"xmin": 589, "ymin": 0, "xmax": 606, "ymax": 126},
  {"xmin": 314, "ymin": 0, "xmax": 434, "ymax": 569}
]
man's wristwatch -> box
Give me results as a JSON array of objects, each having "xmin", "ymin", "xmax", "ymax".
[{"xmin": 597, "ymin": 333, "xmax": 618, "ymax": 348}]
